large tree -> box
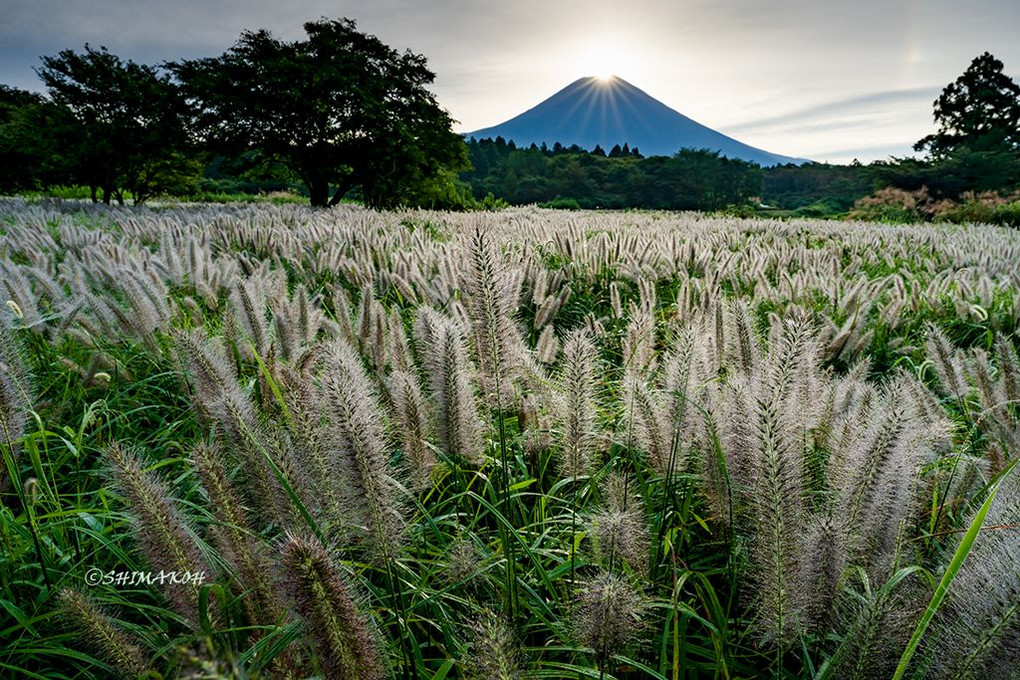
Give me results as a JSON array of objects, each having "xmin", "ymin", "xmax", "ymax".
[
  {"xmin": 36, "ymin": 45, "xmax": 196, "ymax": 204},
  {"xmin": 914, "ymin": 52, "xmax": 1020, "ymax": 157},
  {"xmin": 171, "ymin": 18, "xmax": 468, "ymax": 208}
]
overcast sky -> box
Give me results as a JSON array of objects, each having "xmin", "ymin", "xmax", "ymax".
[{"xmin": 3, "ymin": 0, "xmax": 1019, "ymax": 163}]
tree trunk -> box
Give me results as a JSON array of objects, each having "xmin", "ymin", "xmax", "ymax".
[
  {"xmin": 308, "ymin": 179, "xmax": 329, "ymax": 208},
  {"xmin": 328, "ymin": 181, "xmax": 354, "ymax": 206}
]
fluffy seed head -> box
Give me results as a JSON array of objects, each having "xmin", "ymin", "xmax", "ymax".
[
  {"xmin": 460, "ymin": 610, "xmax": 523, "ymax": 680},
  {"xmin": 320, "ymin": 340, "xmax": 403, "ymax": 562},
  {"xmin": 58, "ymin": 588, "xmax": 148, "ymax": 679},
  {"xmin": 572, "ymin": 572, "xmax": 646, "ymax": 670},
  {"xmin": 281, "ymin": 535, "xmax": 384, "ymax": 680},
  {"xmin": 105, "ymin": 442, "xmax": 214, "ymax": 626},
  {"xmin": 557, "ymin": 330, "xmax": 599, "ymax": 479}
]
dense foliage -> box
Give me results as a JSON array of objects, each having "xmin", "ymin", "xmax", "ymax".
[
  {"xmin": 33, "ymin": 45, "xmax": 199, "ymax": 206},
  {"xmin": 1, "ymin": 200, "xmax": 1019, "ymax": 679},
  {"xmin": 170, "ymin": 19, "xmax": 469, "ymax": 209},
  {"xmin": 0, "ymin": 19, "xmax": 468, "ymax": 209},
  {"xmin": 914, "ymin": 52, "xmax": 1020, "ymax": 158}
]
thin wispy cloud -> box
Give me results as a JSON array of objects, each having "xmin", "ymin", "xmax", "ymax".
[{"xmin": 721, "ymin": 87, "xmax": 942, "ymax": 135}]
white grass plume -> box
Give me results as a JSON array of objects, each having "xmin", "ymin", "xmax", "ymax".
[
  {"xmin": 557, "ymin": 330, "xmax": 599, "ymax": 479},
  {"xmin": 319, "ymin": 340, "xmax": 403, "ymax": 563}
]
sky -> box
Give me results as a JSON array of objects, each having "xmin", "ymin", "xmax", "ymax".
[{"xmin": 2, "ymin": 0, "xmax": 1019, "ymax": 164}]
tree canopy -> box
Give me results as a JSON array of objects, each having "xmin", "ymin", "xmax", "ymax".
[
  {"xmin": 171, "ymin": 18, "xmax": 468, "ymax": 208},
  {"xmin": 915, "ymin": 52, "xmax": 1020, "ymax": 157},
  {"xmin": 35, "ymin": 45, "xmax": 195, "ymax": 204}
]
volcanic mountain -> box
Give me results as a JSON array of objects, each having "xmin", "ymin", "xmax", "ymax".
[{"xmin": 465, "ymin": 76, "xmax": 807, "ymax": 166}]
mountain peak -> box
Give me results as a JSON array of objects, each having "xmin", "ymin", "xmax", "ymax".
[
  {"xmin": 465, "ymin": 77, "xmax": 808, "ymax": 165},
  {"xmin": 583, "ymin": 74, "xmax": 619, "ymax": 83}
]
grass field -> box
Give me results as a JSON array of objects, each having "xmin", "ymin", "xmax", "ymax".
[{"xmin": 1, "ymin": 198, "xmax": 1019, "ymax": 679}]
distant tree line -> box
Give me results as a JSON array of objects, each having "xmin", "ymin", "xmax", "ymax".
[{"xmin": 463, "ymin": 137, "xmax": 763, "ymax": 210}]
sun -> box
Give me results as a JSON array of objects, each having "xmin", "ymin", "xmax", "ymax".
[{"xmin": 569, "ymin": 36, "xmax": 637, "ymax": 82}]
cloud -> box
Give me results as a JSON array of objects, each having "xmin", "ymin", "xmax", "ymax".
[
  {"xmin": 720, "ymin": 87, "xmax": 941, "ymax": 135},
  {"xmin": 808, "ymin": 142, "xmax": 919, "ymax": 164}
]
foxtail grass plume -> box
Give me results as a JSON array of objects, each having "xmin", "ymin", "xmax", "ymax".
[
  {"xmin": 386, "ymin": 309, "xmax": 414, "ymax": 373},
  {"xmin": 105, "ymin": 443, "xmax": 214, "ymax": 626},
  {"xmin": 173, "ymin": 328, "xmax": 255, "ymax": 449},
  {"xmin": 281, "ymin": 535, "xmax": 384, "ymax": 680},
  {"xmin": 190, "ymin": 442, "xmax": 284, "ymax": 628},
  {"xmin": 442, "ymin": 531, "xmax": 485, "ymax": 588},
  {"xmin": 387, "ymin": 369, "xmax": 436, "ymax": 490},
  {"xmin": 745, "ymin": 394, "xmax": 806, "ymax": 648},
  {"xmin": 536, "ymin": 325, "xmax": 559, "ymax": 364},
  {"xmin": 356, "ymin": 287, "xmax": 388, "ymax": 371},
  {"xmin": 278, "ymin": 366, "xmax": 350, "ymax": 539},
  {"xmin": 174, "ymin": 328, "xmax": 292, "ymax": 530},
  {"xmin": 118, "ymin": 268, "xmax": 172, "ymax": 350},
  {"xmin": 557, "ymin": 330, "xmax": 599, "ymax": 479},
  {"xmin": 622, "ymin": 279, "xmax": 656, "ymax": 375},
  {"xmin": 798, "ymin": 514, "xmax": 848, "ymax": 633},
  {"xmin": 825, "ymin": 570, "xmax": 926, "ymax": 680},
  {"xmin": 320, "ymin": 340, "xmax": 403, "ymax": 563},
  {"xmin": 422, "ymin": 312, "xmax": 484, "ymax": 466},
  {"xmin": 572, "ymin": 571, "xmax": 646, "ymax": 672},
  {"xmin": 464, "ymin": 228, "xmax": 526, "ymax": 407},
  {"xmin": 460, "ymin": 609, "xmax": 523, "ymax": 680},
  {"xmin": 411, "ymin": 305, "xmax": 444, "ymax": 367},
  {"xmin": 588, "ymin": 472, "xmax": 648, "ymax": 575},
  {"xmin": 927, "ymin": 468, "xmax": 1020, "ymax": 678},
  {"xmin": 658, "ymin": 325, "xmax": 697, "ymax": 476},
  {"xmin": 621, "ymin": 373, "xmax": 672, "ymax": 475},
  {"xmin": 0, "ymin": 317, "xmax": 31, "ymax": 494},
  {"xmin": 994, "ymin": 332, "xmax": 1020, "ymax": 408},
  {"xmin": 58, "ymin": 588, "xmax": 148, "ymax": 678},
  {"xmin": 229, "ymin": 278, "xmax": 271, "ymax": 361},
  {"xmin": 926, "ymin": 323, "xmax": 967, "ymax": 400},
  {"xmin": 725, "ymin": 299, "xmax": 761, "ymax": 372}
]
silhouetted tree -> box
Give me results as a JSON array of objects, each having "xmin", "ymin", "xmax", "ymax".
[
  {"xmin": 172, "ymin": 18, "xmax": 467, "ymax": 208},
  {"xmin": 36, "ymin": 45, "xmax": 195, "ymax": 204},
  {"xmin": 915, "ymin": 52, "xmax": 1020, "ymax": 157}
]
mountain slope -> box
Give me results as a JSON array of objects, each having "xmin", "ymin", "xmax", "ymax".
[{"xmin": 465, "ymin": 76, "xmax": 808, "ymax": 166}]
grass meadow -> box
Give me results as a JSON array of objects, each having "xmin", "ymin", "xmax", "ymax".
[{"xmin": 1, "ymin": 198, "xmax": 1019, "ymax": 679}]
